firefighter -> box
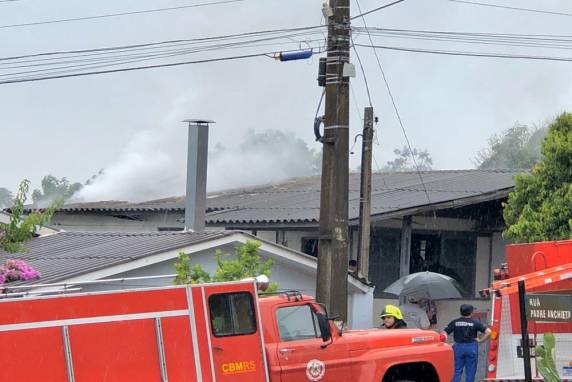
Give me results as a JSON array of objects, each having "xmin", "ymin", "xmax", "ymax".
[
  {"xmin": 380, "ymin": 305, "xmax": 407, "ymax": 329},
  {"xmin": 441, "ymin": 304, "xmax": 492, "ymax": 382}
]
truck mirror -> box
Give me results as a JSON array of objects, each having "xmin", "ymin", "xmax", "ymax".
[
  {"xmin": 333, "ymin": 318, "xmax": 345, "ymax": 334},
  {"xmin": 316, "ymin": 313, "xmax": 332, "ymax": 342}
]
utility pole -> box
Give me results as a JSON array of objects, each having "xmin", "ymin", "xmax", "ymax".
[
  {"xmin": 317, "ymin": 0, "xmax": 351, "ymax": 321},
  {"xmin": 357, "ymin": 107, "xmax": 374, "ymax": 279}
]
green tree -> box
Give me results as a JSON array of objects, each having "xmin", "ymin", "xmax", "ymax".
[
  {"xmin": 503, "ymin": 113, "xmax": 572, "ymax": 243},
  {"xmin": 0, "ymin": 187, "xmax": 13, "ymax": 208},
  {"xmin": 382, "ymin": 146, "xmax": 433, "ymax": 172},
  {"xmin": 0, "ymin": 180, "xmax": 60, "ymax": 253},
  {"xmin": 475, "ymin": 123, "xmax": 547, "ymax": 169},
  {"xmin": 32, "ymin": 175, "xmax": 82, "ymax": 207},
  {"xmin": 174, "ymin": 240, "xmax": 278, "ymax": 291}
]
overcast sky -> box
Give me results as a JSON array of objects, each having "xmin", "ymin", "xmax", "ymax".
[{"xmin": 1, "ymin": 0, "xmax": 571, "ymax": 201}]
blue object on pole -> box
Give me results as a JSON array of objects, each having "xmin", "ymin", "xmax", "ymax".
[{"xmin": 276, "ymin": 50, "xmax": 313, "ymax": 62}]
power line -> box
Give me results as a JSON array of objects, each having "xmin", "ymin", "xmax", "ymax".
[
  {"xmin": 0, "ymin": 0, "xmax": 246, "ymax": 30},
  {"xmin": 355, "ymin": 43, "xmax": 572, "ymax": 62},
  {"xmin": 0, "ymin": 31, "xmax": 325, "ymax": 80},
  {"xmin": 351, "ymin": 0, "xmax": 407, "ymax": 20},
  {"xmin": 0, "ymin": 52, "xmax": 266, "ymax": 84},
  {"xmin": 0, "ymin": 31, "xmax": 324, "ymax": 70},
  {"xmin": 353, "ymin": 0, "xmax": 432, "ymax": 205},
  {"xmin": 0, "ymin": 37, "xmax": 326, "ymax": 71},
  {"xmin": 0, "ymin": 44, "xmax": 328, "ymax": 85},
  {"xmin": 449, "ymin": 0, "xmax": 572, "ymax": 18},
  {"xmin": 359, "ymin": 26, "xmax": 572, "ymax": 40},
  {"xmin": 350, "ymin": 37, "xmax": 373, "ymax": 107},
  {"xmin": 1, "ymin": 41, "xmax": 324, "ymax": 81},
  {"xmin": 0, "ymin": 25, "xmax": 325, "ymax": 62},
  {"xmin": 353, "ymin": 27, "xmax": 572, "ymax": 50}
]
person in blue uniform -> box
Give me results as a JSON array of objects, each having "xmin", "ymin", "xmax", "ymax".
[{"xmin": 441, "ymin": 304, "xmax": 492, "ymax": 382}]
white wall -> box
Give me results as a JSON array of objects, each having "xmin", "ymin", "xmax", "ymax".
[
  {"xmin": 254, "ymin": 230, "xmax": 316, "ymax": 253},
  {"xmin": 349, "ymin": 289, "xmax": 374, "ymax": 329},
  {"xmin": 74, "ymin": 243, "xmax": 369, "ymax": 329},
  {"xmin": 491, "ymin": 232, "xmax": 510, "ymax": 273},
  {"xmin": 255, "ymin": 230, "xmax": 276, "ymax": 243},
  {"xmin": 475, "ymin": 236, "xmax": 492, "ymax": 296}
]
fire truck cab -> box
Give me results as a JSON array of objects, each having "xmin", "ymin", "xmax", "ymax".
[{"xmin": 0, "ymin": 279, "xmax": 453, "ymax": 382}]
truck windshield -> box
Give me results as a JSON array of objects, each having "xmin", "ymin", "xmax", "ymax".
[
  {"xmin": 276, "ymin": 305, "xmax": 322, "ymax": 342},
  {"xmin": 208, "ymin": 292, "xmax": 257, "ymax": 337}
]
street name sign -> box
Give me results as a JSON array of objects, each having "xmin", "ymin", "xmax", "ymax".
[{"xmin": 525, "ymin": 293, "xmax": 572, "ymax": 322}]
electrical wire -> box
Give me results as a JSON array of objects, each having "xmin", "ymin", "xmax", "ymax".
[
  {"xmin": 353, "ymin": 0, "xmax": 432, "ymax": 205},
  {"xmin": 353, "ymin": 27, "xmax": 572, "ymax": 51},
  {"xmin": 355, "ymin": 43, "xmax": 572, "ymax": 62},
  {"xmin": 449, "ymin": 0, "xmax": 572, "ymax": 18},
  {"xmin": 0, "ymin": 25, "xmax": 325, "ymax": 62},
  {"xmin": 0, "ymin": 26, "xmax": 326, "ymax": 81},
  {"xmin": 0, "ymin": 45, "xmax": 328, "ymax": 85},
  {"xmin": 350, "ymin": 36, "xmax": 373, "ymax": 107},
  {"xmin": 358, "ymin": 27, "xmax": 572, "ymax": 42},
  {"xmin": 0, "ymin": 33, "xmax": 325, "ymax": 76},
  {"xmin": 0, "ymin": 0, "xmax": 246, "ymax": 30},
  {"xmin": 351, "ymin": 0, "xmax": 407, "ymax": 20}
]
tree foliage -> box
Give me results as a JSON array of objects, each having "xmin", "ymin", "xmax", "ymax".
[
  {"xmin": 174, "ymin": 240, "xmax": 278, "ymax": 291},
  {"xmin": 503, "ymin": 113, "xmax": 572, "ymax": 243},
  {"xmin": 0, "ymin": 187, "xmax": 13, "ymax": 208},
  {"xmin": 0, "ymin": 180, "xmax": 60, "ymax": 253},
  {"xmin": 475, "ymin": 123, "xmax": 547, "ymax": 169},
  {"xmin": 32, "ymin": 175, "xmax": 82, "ymax": 207},
  {"xmin": 382, "ymin": 146, "xmax": 433, "ymax": 172}
]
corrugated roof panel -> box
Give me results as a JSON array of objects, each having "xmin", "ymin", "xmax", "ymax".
[
  {"xmin": 17, "ymin": 169, "xmax": 520, "ymax": 225},
  {"xmin": 0, "ymin": 231, "xmax": 233, "ymax": 284}
]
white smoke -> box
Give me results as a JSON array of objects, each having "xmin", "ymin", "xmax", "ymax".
[
  {"xmin": 74, "ymin": 99, "xmax": 320, "ymax": 202},
  {"xmin": 74, "ymin": 96, "xmax": 190, "ymax": 202},
  {"xmin": 207, "ymin": 129, "xmax": 320, "ymax": 192}
]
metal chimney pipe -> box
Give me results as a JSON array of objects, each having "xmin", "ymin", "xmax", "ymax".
[{"xmin": 182, "ymin": 119, "xmax": 214, "ymax": 232}]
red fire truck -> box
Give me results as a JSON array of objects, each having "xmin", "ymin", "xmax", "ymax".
[
  {"xmin": 0, "ymin": 278, "xmax": 453, "ymax": 382},
  {"xmin": 484, "ymin": 240, "xmax": 572, "ymax": 381}
]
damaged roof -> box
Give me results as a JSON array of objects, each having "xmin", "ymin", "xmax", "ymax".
[{"xmin": 20, "ymin": 169, "xmax": 521, "ymax": 225}]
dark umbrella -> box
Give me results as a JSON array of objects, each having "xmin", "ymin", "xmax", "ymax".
[{"xmin": 383, "ymin": 271, "xmax": 462, "ymax": 299}]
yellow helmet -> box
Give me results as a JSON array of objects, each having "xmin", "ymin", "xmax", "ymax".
[{"xmin": 380, "ymin": 305, "xmax": 403, "ymax": 320}]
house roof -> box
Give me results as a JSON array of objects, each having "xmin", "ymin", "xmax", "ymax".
[
  {"xmin": 19, "ymin": 169, "xmax": 521, "ymax": 225},
  {"xmin": 0, "ymin": 230, "xmax": 232, "ymax": 285},
  {"xmin": 208, "ymin": 169, "xmax": 520, "ymax": 224},
  {"xmin": 0, "ymin": 230, "xmax": 371, "ymax": 293}
]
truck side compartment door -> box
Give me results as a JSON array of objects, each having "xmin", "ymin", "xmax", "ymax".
[
  {"xmin": 276, "ymin": 304, "xmax": 352, "ymax": 381},
  {"xmin": 203, "ymin": 283, "xmax": 268, "ymax": 382}
]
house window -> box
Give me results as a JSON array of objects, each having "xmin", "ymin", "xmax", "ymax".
[
  {"xmin": 301, "ymin": 237, "xmax": 319, "ymax": 257},
  {"xmin": 208, "ymin": 292, "xmax": 257, "ymax": 337}
]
